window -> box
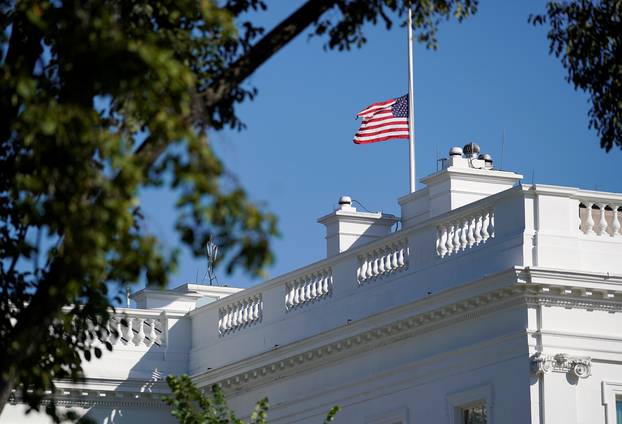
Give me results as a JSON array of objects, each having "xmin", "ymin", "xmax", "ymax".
[
  {"xmin": 461, "ymin": 403, "xmax": 488, "ymax": 424},
  {"xmin": 602, "ymin": 381, "xmax": 622, "ymax": 424},
  {"xmin": 447, "ymin": 384, "xmax": 493, "ymax": 424}
]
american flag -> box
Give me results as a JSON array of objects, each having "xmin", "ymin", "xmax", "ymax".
[{"xmin": 353, "ymin": 94, "xmax": 410, "ymax": 144}]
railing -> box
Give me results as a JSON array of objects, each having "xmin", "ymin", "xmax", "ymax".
[
  {"xmin": 218, "ymin": 295, "xmax": 263, "ymax": 335},
  {"xmin": 285, "ymin": 267, "xmax": 333, "ymax": 310},
  {"xmin": 356, "ymin": 237, "xmax": 409, "ymax": 283},
  {"xmin": 436, "ymin": 206, "xmax": 494, "ymax": 258},
  {"xmin": 102, "ymin": 311, "xmax": 166, "ymax": 347},
  {"xmin": 579, "ymin": 200, "xmax": 621, "ymax": 237}
]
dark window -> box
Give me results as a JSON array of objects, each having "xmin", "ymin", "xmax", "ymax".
[{"xmin": 463, "ymin": 404, "xmax": 487, "ymax": 424}]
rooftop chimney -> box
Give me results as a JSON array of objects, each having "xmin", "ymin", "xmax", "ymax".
[{"xmin": 318, "ymin": 196, "xmax": 398, "ymax": 257}]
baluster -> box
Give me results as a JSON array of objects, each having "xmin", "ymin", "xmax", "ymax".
[
  {"xmin": 311, "ymin": 274, "xmax": 318, "ymax": 299},
  {"xmin": 124, "ymin": 317, "xmax": 133, "ymax": 345},
  {"xmin": 324, "ymin": 275, "xmax": 330, "ymax": 294},
  {"xmin": 460, "ymin": 220, "xmax": 468, "ymax": 250},
  {"xmin": 114, "ymin": 317, "xmax": 123, "ymax": 345},
  {"xmin": 305, "ymin": 280, "xmax": 312, "ymax": 300},
  {"xmin": 356, "ymin": 261, "xmax": 363, "ymax": 282},
  {"xmin": 291, "ymin": 283, "xmax": 299, "ymax": 305},
  {"xmin": 100, "ymin": 321, "xmax": 110, "ymax": 344},
  {"xmin": 446, "ymin": 224, "xmax": 455, "ymax": 255},
  {"xmin": 612, "ymin": 206, "xmax": 621, "ymax": 237},
  {"xmin": 372, "ymin": 254, "xmax": 379, "ymax": 277},
  {"xmin": 391, "ymin": 247, "xmax": 399, "ymax": 268},
  {"xmin": 246, "ymin": 299, "xmax": 252, "ymax": 321},
  {"xmin": 246, "ymin": 301, "xmax": 253, "ymax": 322},
  {"xmin": 468, "ymin": 217, "xmax": 476, "ymax": 247},
  {"xmin": 222, "ymin": 310, "xmax": 228, "ymax": 332},
  {"xmin": 436, "ymin": 227, "xmax": 442, "ymax": 256},
  {"xmin": 384, "ymin": 252, "xmax": 392, "ymax": 273},
  {"xmin": 291, "ymin": 285, "xmax": 297, "ymax": 306},
  {"xmin": 481, "ymin": 212, "xmax": 490, "ymax": 241},
  {"xmin": 585, "ymin": 202, "xmax": 595, "ymax": 234},
  {"xmin": 316, "ymin": 275, "xmax": 324, "ymax": 295},
  {"xmin": 226, "ymin": 307, "xmax": 233, "ymax": 330},
  {"xmin": 133, "ymin": 318, "xmax": 144, "ymax": 346},
  {"xmin": 250, "ymin": 300, "xmax": 256, "ymax": 321},
  {"xmin": 474, "ymin": 215, "xmax": 483, "ymax": 245},
  {"xmin": 378, "ymin": 250, "xmax": 386, "ymax": 274},
  {"xmin": 438, "ymin": 226, "xmax": 448, "ymax": 257},
  {"xmin": 295, "ymin": 283, "xmax": 302, "ymax": 303},
  {"xmin": 398, "ymin": 246, "xmax": 405, "ymax": 267},
  {"xmin": 232, "ymin": 305, "xmax": 239, "ymax": 327},
  {"xmin": 597, "ymin": 203, "xmax": 608, "ymax": 235},
  {"xmin": 361, "ymin": 259, "xmax": 368, "ymax": 281},
  {"xmin": 147, "ymin": 319, "xmax": 157, "ymax": 346},
  {"xmin": 246, "ymin": 301, "xmax": 253, "ymax": 323},
  {"xmin": 366, "ymin": 257, "xmax": 373, "ymax": 279},
  {"xmin": 453, "ymin": 222, "xmax": 461, "ymax": 252},
  {"xmin": 298, "ymin": 282, "xmax": 304, "ymax": 302},
  {"xmin": 285, "ymin": 283, "xmax": 294, "ymax": 308},
  {"xmin": 251, "ymin": 300, "xmax": 258, "ymax": 320},
  {"xmin": 488, "ymin": 209, "xmax": 495, "ymax": 238}
]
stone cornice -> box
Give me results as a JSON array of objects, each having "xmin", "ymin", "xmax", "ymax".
[
  {"xmin": 10, "ymin": 378, "xmax": 171, "ymax": 409},
  {"xmin": 195, "ymin": 286, "xmax": 527, "ymax": 393},
  {"xmin": 193, "ymin": 267, "xmax": 622, "ymax": 394}
]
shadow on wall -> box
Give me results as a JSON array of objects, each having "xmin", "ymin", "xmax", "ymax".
[{"xmin": 77, "ymin": 311, "xmax": 190, "ymax": 424}]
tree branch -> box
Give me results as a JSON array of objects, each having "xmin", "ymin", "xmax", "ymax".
[{"xmin": 133, "ymin": 0, "xmax": 338, "ymax": 167}]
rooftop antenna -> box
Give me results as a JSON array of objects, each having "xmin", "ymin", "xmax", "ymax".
[
  {"xmin": 203, "ymin": 237, "xmax": 219, "ymax": 286},
  {"xmin": 500, "ymin": 129, "xmax": 505, "ymax": 170},
  {"xmin": 435, "ymin": 143, "xmax": 440, "ymax": 172},
  {"xmin": 125, "ymin": 284, "xmax": 131, "ymax": 308}
]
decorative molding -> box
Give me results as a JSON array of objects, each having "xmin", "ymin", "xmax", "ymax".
[
  {"xmin": 209, "ymin": 287, "xmax": 525, "ymax": 392},
  {"xmin": 10, "ymin": 381, "xmax": 171, "ymax": 409},
  {"xmin": 530, "ymin": 352, "xmax": 592, "ymax": 379},
  {"xmin": 198, "ymin": 275, "xmax": 622, "ymax": 393}
]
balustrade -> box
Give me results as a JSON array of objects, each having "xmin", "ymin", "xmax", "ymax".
[
  {"xmin": 101, "ymin": 313, "xmax": 165, "ymax": 347},
  {"xmin": 285, "ymin": 268, "xmax": 332, "ymax": 310},
  {"xmin": 579, "ymin": 201, "xmax": 621, "ymax": 237},
  {"xmin": 356, "ymin": 238, "xmax": 409, "ymax": 283},
  {"xmin": 436, "ymin": 207, "xmax": 494, "ymax": 258},
  {"xmin": 218, "ymin": 295, "xmax": 262, "ymax": 335}
]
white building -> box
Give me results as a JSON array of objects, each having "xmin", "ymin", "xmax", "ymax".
[{"xmin": 4, "ymin": 144, "xmax": 622, "ymax": 424}]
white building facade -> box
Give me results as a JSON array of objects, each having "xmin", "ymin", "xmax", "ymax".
[{"xmin": 3, "ymin": 145, "xmax": 622, "ymax": 424}]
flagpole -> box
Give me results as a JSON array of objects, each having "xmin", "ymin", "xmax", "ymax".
[{"xmin": 407, "ymin": 7, "xmax": 416, "ymax": 193}]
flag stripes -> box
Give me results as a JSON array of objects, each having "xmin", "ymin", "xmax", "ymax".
[{"xmin": 353, "ymin": 95, "xmax": 410, "ymax": 144}]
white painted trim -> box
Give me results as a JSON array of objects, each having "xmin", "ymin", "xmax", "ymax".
[
  {"xmin": 602, "ymin": 381, "xmax": 622, "ymax": 424},
  {"xmin": 447, "ymin": 383, "xmax": 494, "ymax": 424}
]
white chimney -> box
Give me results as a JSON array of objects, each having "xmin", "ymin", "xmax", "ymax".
[{"xmin": 318, "ymin": 196, "xmax": 399, "ymax": 257}]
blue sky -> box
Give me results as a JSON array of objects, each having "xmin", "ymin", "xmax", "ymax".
[{"xmin": 139, "ymin": 0, "xmax": 621, "ymax": 292}]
